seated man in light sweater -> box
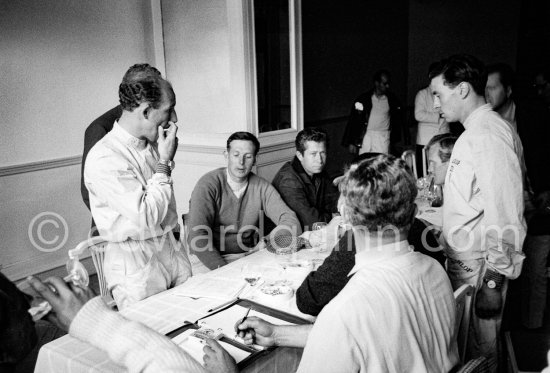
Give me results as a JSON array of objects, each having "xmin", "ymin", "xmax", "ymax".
[{"xmin": 188, "ymin": 132, "xmax": 301, "ymax": 270}]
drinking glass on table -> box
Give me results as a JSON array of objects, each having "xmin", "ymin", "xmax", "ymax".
[
  {"xmin": 416, "ymin": 174, "xmax": 434, "ymax": 201},
  {"xmin": 309, "ymin": 222, "xmax": 328, "ymax": 252},
  {"xmin": 240, "ymin": 263, "xmax": 263, "ymax": 286},
  {"xmin": 429, "ymin": 184, "xmax": 443, "ymax": 208}
]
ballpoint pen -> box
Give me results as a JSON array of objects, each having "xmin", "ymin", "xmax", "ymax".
[{"xmin": 235, "ymin": 306, "xmax": 252, "ymax": 338}]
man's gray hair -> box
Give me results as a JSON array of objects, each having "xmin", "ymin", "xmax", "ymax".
[{"xmin": 338, "ymin": 154, "xmax": 417, "ymax": 232}]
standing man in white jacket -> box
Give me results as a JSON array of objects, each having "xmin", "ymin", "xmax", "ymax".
[{"xmin": 430, "ymin": 54, "xmax": 526, "ymax": 372}]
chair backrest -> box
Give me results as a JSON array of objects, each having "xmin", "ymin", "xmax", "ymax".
[
  {"xmin": 401, "ymin": 150, "xmax": 418, "ymax": 178},
  {"xmin": 182, "ymin": 213, "xmax": 210, "ymax": 275},
  {"xmin": 454, "ymin": 284, "xmax": 474, "ymax": 365},
  {"xmin": 68, "ymin": 237, "xmax": 109, "ymax": 297},
  {"xmin": 422, "ymin": 145, "xmax": 428, "ymax": 177},
  {"xmin": 457, "ymin": 356, "xmax": 489, "ymax": 373}
]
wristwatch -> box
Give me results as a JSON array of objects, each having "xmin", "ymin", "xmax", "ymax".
[
  {"xmin": 483, "ymin": 270, "xmax": 504, "ymax": 290},
  {"xmin": 158, "ymin": 159, "xmax": 175, "ymax": 170}
]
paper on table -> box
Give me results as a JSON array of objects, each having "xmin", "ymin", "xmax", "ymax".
[
  {"xmin": 172, "ymin": 329, "xmax": 251, "ymax": 366},
  {"xmin": 173, "ymin": 276, "xmax": 246, "ymax": 300},
  {"xmin": 198, "ymin": 304, "xmax": 296, "ymax": 350}
]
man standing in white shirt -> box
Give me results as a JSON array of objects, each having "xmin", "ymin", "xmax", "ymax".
[
  {"xmin": 430, "ymin": 54, "xmax": 526, "ymax": 371},
  {"xmin": 84, "ymin": 70, "xmax": 191, "ymax": 309},
  {"xmin": 342, "ymin": 70, "xmax": 403, "ymax": 155},
  {"xmin": 415, "ymin": 62, "xmax": 450, "ymax": 175}
]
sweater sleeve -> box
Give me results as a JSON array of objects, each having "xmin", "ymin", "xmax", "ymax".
[
  {"xmin": 187, "ymin": 175, "xmax": 227, "ymax": 270},
  {"xmin": 296, "ymin": 231, "xmax": 355, "ymax": 316},
  {"xmin": 262, "ymin": 182, "xmax": 303, "ymax": 236},
  {"xmin": 70, "ymin": 297, "xmax": 206, "ymax": 373}
]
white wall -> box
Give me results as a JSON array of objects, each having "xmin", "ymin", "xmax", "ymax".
[
  {"xmin": 162, "ymin": 0, "xmax": 251, "ymax": 138},
  {"xmin": 0, "ymin": 0, "xmax": 158, "ymax": 281},
  {"xmin": 0, "ymin": 0, "xmax": 295, "ymax": 281}
]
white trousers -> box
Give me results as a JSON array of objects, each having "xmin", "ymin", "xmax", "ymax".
[
  {"xmin": 105, "ymin": 233, "xmax": 192, "ymax": 310},
  {"xmin": 447, "ymin": 258, "xmax": 506, "ymax": 373},
  {"xmin": 359, "ymin": 129, "xmax": 390, "ymax": 154}
]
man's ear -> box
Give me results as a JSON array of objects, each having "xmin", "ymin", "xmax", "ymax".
[
  {"xmin": 506, "ymin": 86, "xmax": 513, "ymax": 99},
  {"xmin": 223, "ymin": 150, "xmax": 228, "ymax": 161},
  {"xmin": 296, "ymin": 150, "xmax": 304, "ymax": 162},
  {"xmin": 141, "ymin": 103, "xmax": 151, "ymax": 120},
  {"xmin": 458, "ymin": 82, "xmax": 470, "ymax": 99}
]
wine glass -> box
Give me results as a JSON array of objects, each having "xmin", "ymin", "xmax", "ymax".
[
  {"xmin": 430, "ymin": 184, "xmax": 443, "ymax": 207},
  {"xmin": 241, "ymin": 263, "xmax": 262, "ymax": 287},
  {"xmin": 310, "ymin": 222, "xmax": 328, "ymax": 252},
  {"xmin": 65, "ymin": 258, "xmax": 90, "ymax": 287}
]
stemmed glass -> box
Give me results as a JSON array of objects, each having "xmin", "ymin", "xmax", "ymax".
[
  {"xmin": 429, "ymin": 184, "xmax": 443, "ymax": 207},
  {"xmin": 241, "ymin": 263, "xmax": 262, "ymax": 287}
]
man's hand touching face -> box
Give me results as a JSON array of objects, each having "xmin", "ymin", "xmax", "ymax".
[{"xmin": 158, "ymin": 121, "xmax": 178, "ymax": 161}]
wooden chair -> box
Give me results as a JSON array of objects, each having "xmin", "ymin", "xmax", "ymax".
[
  {"xmin": 454, "ymin": 284, "xmax": 474, "ymax": 365},
  {"xmin": 182, "ymin": 213, "xmax": 210, "ymax": 275},
  {"xmin": 456, "ymin": 356, "xmax": 489, "ymax": 373},
  {"xmin": 401, "ymin": 149, "xmax": 418, "ymax": 178},
  {"xmin": 68, "ymin": 236, "xmax": 109, "ymax": 298}
]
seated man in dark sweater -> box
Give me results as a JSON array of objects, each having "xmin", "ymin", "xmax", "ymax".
[
  {"xmin": 272, "ymin": 128, "xmax": 339, "ymax": 231},
  {"xmin": 296, "ymin": 219, "xmax": 444, "ymax": 316},
  {"xmin": 188, "ymin": 132, "xmax": 301, "ymax": 270}
]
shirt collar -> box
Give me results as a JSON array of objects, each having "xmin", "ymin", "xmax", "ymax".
[
  {"xmin": 463, "ymin": 104, "xmax": 492, "ymax": 130},
  {"xmin": 225, "ymin": 168, "xmax": 248, "ymax": 191},
  {"xmin": 111, "ymin": 121, "xmax": 148, "ymax": 151},
  {"xmin": 348, "ymin": 239, "xmax": 412, "ymax": 276}
]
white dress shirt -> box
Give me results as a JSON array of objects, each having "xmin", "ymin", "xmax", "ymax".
[{"xmin": 297, "ymin": 240, "xmax": 458, "ymax": 373}]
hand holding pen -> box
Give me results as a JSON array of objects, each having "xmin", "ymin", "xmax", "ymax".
[
  {"xmin": 234, "ymin": 306, "xmax": 252, "ymax": 339},
  {"xmin": 234, "ymin": 314, "xmax": 278, "ymax": 347}
]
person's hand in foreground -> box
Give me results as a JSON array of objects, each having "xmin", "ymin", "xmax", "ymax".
[
  {"xmin": 202, "ymin": 338, "xmax": 239, "ymax": 373},
  {"xmin": 235, "ymin": 316, "xmax": 278, "ymax": 347},
  {"xmin": 27, "ymin": 276, "xmax": 96, "ymax": 332}
]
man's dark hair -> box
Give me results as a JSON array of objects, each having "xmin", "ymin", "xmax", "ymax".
[
  {"xmin": 429, "ymin": 54, "xmax": 488, "ymax": 96},
  {"xmin": 425, "ymin": 133, "xmax": 458, "ymax": 163},
  {"xmin": 487, "ymin": 63, "xmax": 515, "ymax": 89},
  {"xmin": 118, "ymin": 63, "xmax": 168, "ymax": 111},
  {"xmin": 373, "ymin": 69, "xmax": 391, "ymax": 83},
  {"xmin": 226, "ymin": 131, "xmax": 261, "ymax": 156},
  {"xmin": 122, "ymin": 63, "xmax": 161, "ymax": 84},
  {"xmin": 295, "ymin": 128, "xmax": 327, "ymax": 154}
]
